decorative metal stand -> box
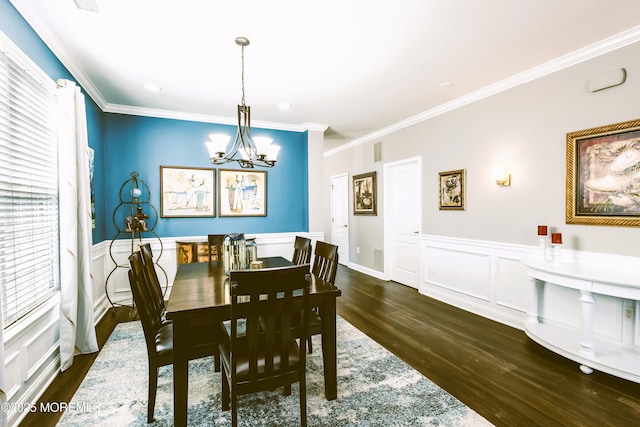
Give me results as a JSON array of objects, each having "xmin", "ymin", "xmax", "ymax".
[{"xmin": 105, "ymin": 171, "xmax": 167, "ymax": 308}]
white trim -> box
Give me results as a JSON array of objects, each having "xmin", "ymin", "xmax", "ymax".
[{"xmin": 325, "ymin": 25, "xmax": 640, "ymax": 157}]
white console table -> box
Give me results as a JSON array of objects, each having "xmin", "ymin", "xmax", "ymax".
[{"xmin": 523, "ymin": 255, "xmax": 640, "ymax": 383}]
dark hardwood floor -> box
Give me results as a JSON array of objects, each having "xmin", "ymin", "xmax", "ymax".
[{"xmin": 21, "ymin": 265, "xmax": 640, "ymax": 426}]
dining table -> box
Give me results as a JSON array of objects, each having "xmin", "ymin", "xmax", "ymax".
[{"xmin": 165, "ymin": 256, "xmax": 342, "ymax": 427}]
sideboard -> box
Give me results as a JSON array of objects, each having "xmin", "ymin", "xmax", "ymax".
[{"xmin": 523, "ymin": 255, "xmax": 640, "ymax": 383}]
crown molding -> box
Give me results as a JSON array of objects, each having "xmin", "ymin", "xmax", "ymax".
[
  {"xmin": 105, "ymin": 103, "xmax": 327, "ymax": 133},
  {"xmin": 325, "ymin": 25, "xmax": 640, "ymax": 157}
]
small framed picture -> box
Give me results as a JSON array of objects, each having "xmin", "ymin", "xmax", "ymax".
[
  {"xmin": 439, "ymin": 169, "xmax": 466, "ymax": 210},
  {"xmin": 160, "ymin": 166, "xmax": 216, "ymax": 217},
  {"xmin": 353, "ymin": 171, "xmax": 377, "ymax": 215},
  {"xmin": 218, "ymin": 169, "xmax": 267, "ymax": 217}
]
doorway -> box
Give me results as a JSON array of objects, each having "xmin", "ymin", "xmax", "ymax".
[
  {"xmin": 331, "ymin": 173, "xmax": 349, "ymax": 265},
  {"xmin": 384, "ymin": 157, "xmax": 421, "ymax": 288}
]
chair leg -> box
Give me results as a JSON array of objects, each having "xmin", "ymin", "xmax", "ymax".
[
  {"xmin": 300, "ymin": 373, "xmax": 307, "ymax": 427},
  {"xmin": 148, "ymin": 363, "xmax": 158, "ymax": 423},
  {"xmin": 231, "ymin": 387, "xmax": 238, "ymax": 427},
  {"xmin": 214, "ymin": 352, "xmax": 221, "ymax": 373},
  {"xmin": 221, "ymin": 365, "xmax": 230, "ymax": 411},
  {"xmin": 307, "ymin": 337, "xmax": 313, "ymax": 354}
]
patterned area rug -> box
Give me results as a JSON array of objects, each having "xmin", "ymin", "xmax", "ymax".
[{"xmin": 58, "ymin": 317, "xmax": 492, "ymax": 426}]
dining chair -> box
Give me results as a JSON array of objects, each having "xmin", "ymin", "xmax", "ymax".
[
  {"xmin": 128, "ymin": 251, "xmax": 224, "ymax": 423},
  {"xmin": 292, "ymin": 236, "xmax": 312, "ymax": 265},
  {"xmin": 208, "ymin": 234, "xmax": 226, "ymax": 262},
  {"xmin": 306, "ymin": 241, "xmax": 339, "ymax": 353},
  {"xmin": 219, "ymin": 264, "xmax": 311, "ymax": 427}
]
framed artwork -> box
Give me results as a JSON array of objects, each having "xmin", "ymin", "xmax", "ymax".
[
  {"xmin": 353, "ymin": 171, "xmax": 377, "ymax": 215},
  {"xmin": 160, "ymin": 166, "xmax": 216, "ymax": 217},
  {"xmin": 439, "ymin": 169, "xmax": 466, "ymax": 210},
  {"xmin": 566, "ymin": 118, "xmax": 640, "ymax": 226},
  {"xmin": 218, "ymin": 169, "xmax": 267, "ymax": 217}
]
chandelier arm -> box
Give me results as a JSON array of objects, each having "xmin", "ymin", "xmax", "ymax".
[{"xmin": 208, "ymin": 37, "xmax": 277, "ymax": 168}]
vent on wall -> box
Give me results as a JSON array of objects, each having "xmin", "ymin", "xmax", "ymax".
[
  {"xmin": 587, "ymin": 68, "xmax": 626, "ymax": 92},
  {"xmin": 374, "ymin": 248, "xmax": 384, "ymax": 270},
  {"xmin": 374, "ymin": 142, "xmax": 383, "ymax": 162}
]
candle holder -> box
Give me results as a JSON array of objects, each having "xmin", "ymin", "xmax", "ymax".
[
  {"xmin": 550, "ymin": 232, "xmax": 563, "ymax": 265},
  {"xmin": 538, "ymin": 236, "xmax": 551, "ymax": 261},
  {"xmin": 552, "ymin": 244, "xmax": 562, "ymax": 265},
  {"xmin": 537, "ymin": 225, "xmax": 549, "ymax": 260}
]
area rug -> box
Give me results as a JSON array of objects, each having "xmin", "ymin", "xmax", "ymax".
[{"xmin": 58, "ymin": 317, "xmax": 492, "ymax": 426}]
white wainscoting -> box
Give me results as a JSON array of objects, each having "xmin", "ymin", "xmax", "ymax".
[{"xmin": 420, "ymin": 235, "xmax": 531, "ymax": 329}]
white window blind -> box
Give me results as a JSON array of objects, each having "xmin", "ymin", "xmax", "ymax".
[{"xmin": 0, "ymin": 38, "xmax": 59, "ymax": 328}]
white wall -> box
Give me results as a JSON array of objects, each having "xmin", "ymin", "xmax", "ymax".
[{"xmin": 325, "ymin": 41, "xmax": 640, "ymax": 268}]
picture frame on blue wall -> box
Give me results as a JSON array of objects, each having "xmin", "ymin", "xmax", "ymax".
[
  {"xmin": 160, "ymin": 166, "xmax": 216, "ymax": 217},
  {"xmin": 218, "ymin": 169, "xmax": 267, "ymax": 217}
]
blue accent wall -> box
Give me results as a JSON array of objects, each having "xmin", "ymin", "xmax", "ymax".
[
  {"xmin": 1, "ymin": 0, "xmax": 310, "ymax": 243},
  {"xmin": 103, "ymin": 114, "xmax": 309, "ymax": 239}
]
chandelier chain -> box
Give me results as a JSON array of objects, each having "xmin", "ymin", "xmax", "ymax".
[{"xmin": 240, "ymin": 43, "xmax": 246, "ymax": 107}]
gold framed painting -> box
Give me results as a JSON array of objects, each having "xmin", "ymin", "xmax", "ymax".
[
  {"xmin": 439, "ymin": 169, "xmax": 466, "ymax": 210},
  {"xmin": 218, "ymin": 169, "xmax": 267, "ymax": 217},
  {"xmin": 160, "ymin": 166, "xmax": 216, "ymax": 217},
  {"xmin": 353, "ymin": 171, "xmax": 377, "ymax": 215},
  {"xmin": 566, "ymin": 118, "xmax": 640, "ymax": 226}
]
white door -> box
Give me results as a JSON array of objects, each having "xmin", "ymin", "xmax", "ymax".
[
  {"xmin": 331, "ymin": 173, "xmax": 349, "ymax": 265},
  {"xmin": 384, "ymin": 157, "xmax": 421, "ymax": 288}
]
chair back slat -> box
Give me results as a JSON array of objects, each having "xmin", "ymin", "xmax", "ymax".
[
  {"xmin": 140, "ymin": 243, "xmax": 165, "ymax": 314},
  {"xmin": 311, "ymin": 241, "xmax": 339, "ymax": 284},
  {"xmin": 128, "ymin": 252, "xmax": 163, "ymax": 353},
  {"xmin": 292, "ymin": 236, "xmax": 312, "ymax": 265}
]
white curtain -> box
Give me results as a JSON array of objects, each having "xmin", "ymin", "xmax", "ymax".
[
  {"xmin": 0, "ymin": 298, "xmax": 6, "ymax": 427},
  {"xmin": 57, "ymin": 79, "xmax": 98, "ymax": 371}
]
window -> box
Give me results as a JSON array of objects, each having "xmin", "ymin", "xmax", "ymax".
[{"xmin": 0, "ymin": 33, "xmax": 59, "ymax": 328}]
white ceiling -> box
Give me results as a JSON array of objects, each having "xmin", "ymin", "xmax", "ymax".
[{"xmin": 9, "ymin": 0, "xmax": 640, "ymax": 151}]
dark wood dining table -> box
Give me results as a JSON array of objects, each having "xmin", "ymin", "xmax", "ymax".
[{"xmin": 165, "ymin": 256, "xmax": 342, "ymax": 427}]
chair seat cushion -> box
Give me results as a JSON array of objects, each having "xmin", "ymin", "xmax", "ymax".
[
  {"xmin": 154, "ymin": 320, "xmax": 225, "ymax": 365},
  {"xmin": 219, "ymin": 335, "xmax": 300, "ymax": 380}
]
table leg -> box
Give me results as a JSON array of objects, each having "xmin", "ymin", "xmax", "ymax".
[
  {"xmin": 320, "ymin": 299, "xmax": 337, "ymax": 400},
  {"xmin": 173, "ymin": 319, "xmax": 189, "ymax": 427}
]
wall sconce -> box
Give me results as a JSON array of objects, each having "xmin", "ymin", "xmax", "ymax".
[{"xmin": 493, "ymin": 167, "xmax": 511, "ymax": 186}]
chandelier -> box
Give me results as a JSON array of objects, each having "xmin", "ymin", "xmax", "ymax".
[{"xmin": 205, "ymin": 37, "xmax": 280, "ymax": 168}]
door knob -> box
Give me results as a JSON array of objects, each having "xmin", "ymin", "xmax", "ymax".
[{"xmin": 413, "ymin": 231, "xmax": 419, "ymax": 234}]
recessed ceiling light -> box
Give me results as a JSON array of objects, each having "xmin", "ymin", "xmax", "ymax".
[
  {"xmin": 439, "ymin": 82, "xmax": 454, "ymax": 88},
  {"xmin": 143, "ymin": 83, "xmax": 162, "ymax": 92},
  {"xmin": 278, "ymin": 102, "xmax": 292, "ymax": 111}
]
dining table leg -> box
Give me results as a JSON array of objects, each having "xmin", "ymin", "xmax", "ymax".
[
  {"xmin": 320, "ymin": 298, "xmax": 338, "ymax": 400},
  {"xmin": 172, "ymin": 318, "xmax": 189, "ymax": 427}
]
